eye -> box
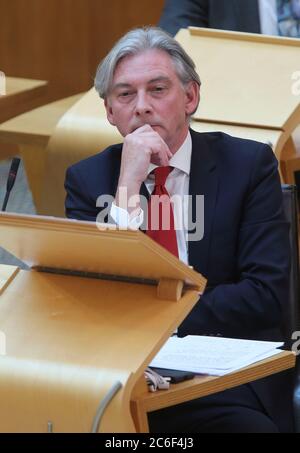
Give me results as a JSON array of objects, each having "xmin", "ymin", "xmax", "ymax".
[
  {"xmin": 117, "ymin": 91, "xmax": 135, "ymax": 102},
  {"xmin": 150, "ymin": 85, "xmax": 168, "ymax": 96},
  {"xmin": 153, "ymin": 86, "xmax": 164, "ymax": 92}
]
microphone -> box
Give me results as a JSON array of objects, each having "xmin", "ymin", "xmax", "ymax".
[{"xmin": 1, "ymin": 157, "xmax": 21, "ymax": 212}]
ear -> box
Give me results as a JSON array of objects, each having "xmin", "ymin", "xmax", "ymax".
[
  {"xmin": 184, "ymin": 81, "xmax": 200, "ymax": 116},
  {"xmin": 104, "ymin": 97, "xmax": 116, "ymax": 126}
]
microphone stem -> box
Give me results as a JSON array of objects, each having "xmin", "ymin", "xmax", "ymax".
[{"xmin": 2, "ymin": 191, "xmax": 10, "ymax": 212}]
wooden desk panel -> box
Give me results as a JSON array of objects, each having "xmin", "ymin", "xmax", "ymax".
[
  {"xmin": 131, "ymin": 351, "xmax": 296, "ymax": 432},
  {"xmin": 0, "ymin": 93, "xmax": 82, "ymax": 207},
  {"xmin": 0, "ymin": 77, "xmax": 48, "ymax": 124},
  {"xmin": 0, "ymin": 93, "xmax": 82, "ymax": 148}
]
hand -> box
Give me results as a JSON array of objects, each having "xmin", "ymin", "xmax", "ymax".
[
  {"xmin": 115, "ymin": 125, "xmax": 172, "ymax": 215},
  {"xmin": 119, "ymin": 124, "xmax": 172, "ymax": 187}
]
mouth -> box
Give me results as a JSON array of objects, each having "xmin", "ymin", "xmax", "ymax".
[{"xmin": 131, "ymin": 124, "xmax": 161, "ymax": 133}]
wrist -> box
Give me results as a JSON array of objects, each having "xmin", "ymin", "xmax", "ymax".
[
  {"xmin": 115, "ymin": 181, "xmax": 141, "ymax": 215},
  {"xmin": 118, "ymin": 175, "xmax": 143, "ymax": 190}
]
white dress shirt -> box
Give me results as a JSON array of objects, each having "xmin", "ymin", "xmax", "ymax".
[
  {"xmin": 258, "ymin": 0, "xmax": 279, "ymax": 35},
  {"xmin": 110, "ymin": 131, "xmax": 192, "ymax": 264}
]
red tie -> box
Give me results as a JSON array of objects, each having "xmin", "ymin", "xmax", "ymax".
[{"xmin": 146, "ymin": 166, "xmax": 179, "ymax": 258}]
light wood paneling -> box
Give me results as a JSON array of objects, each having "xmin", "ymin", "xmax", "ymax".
[
  {"xmin": 0, "ymin": 77, "xmax": 48, "ymax": 123},
  {"xmin": 0, "ymin": 0, "xmax": 165, "ymax": 102}
]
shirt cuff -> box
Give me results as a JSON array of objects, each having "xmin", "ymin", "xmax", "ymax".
[{"xmin": 110, "ymin": 202, "xmax": 144, "ymax": 230}]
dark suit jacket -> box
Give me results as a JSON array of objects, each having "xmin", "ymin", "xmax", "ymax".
[
  {"xmin": 65, "ymin": 130, "xmax": 294, "ymax": 432},
  {"xmin": 159, "ymin": 0, "xmax": 261, "ymax": 36}
]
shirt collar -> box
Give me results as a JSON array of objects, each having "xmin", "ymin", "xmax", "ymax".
[{"xmin": 147, "ymin": 131, "xmax": 192, "ymax": 177}]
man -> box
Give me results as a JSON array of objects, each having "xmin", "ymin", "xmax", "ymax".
[
  {"xmin": 65, "ymin": 27, "xmax": 294, "ymax": 432},
  {"xmin": 159, "ymin": 0, "xmax": 300, "ymax": 37}
]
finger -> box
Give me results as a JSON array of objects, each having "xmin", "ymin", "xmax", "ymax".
[
  {"xmin": 159, "ymin": 141, "xmax": 172, "ymax": 161},
  {"xmin": 166, "ymin": 147, "xmax": 173, "ymax": 158},
  {"xmin": 131, "ymin": 124, "xmax": 153, "ymax": 134},
  {"xmin": 151, "ymin": 146, "xmax": 170, "ymax": 167}
]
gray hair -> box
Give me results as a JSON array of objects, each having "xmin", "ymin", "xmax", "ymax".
[{"xmin": 94, "ymin": 26, "xmax": 201, "ymax": 99}]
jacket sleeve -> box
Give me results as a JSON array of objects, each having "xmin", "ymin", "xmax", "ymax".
[
  {"xmin": 179, "ymin": 145, "xmax": 291, "ymax": 340},
  {"xmin": 158, "ymin": 0, "xmax": 209, "ymax": 36},
  {"xmin": 65, "ymin": 165, "xmax": 99, "ymax": 221}
]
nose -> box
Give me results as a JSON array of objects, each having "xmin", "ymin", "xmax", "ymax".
[{"xmin": 134, "ymin": 91, "xmax": 152, "ymax": 116}]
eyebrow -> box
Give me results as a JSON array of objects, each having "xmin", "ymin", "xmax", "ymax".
[
  {"xmin": 112, "ymin": 76, "xmax": 171, "ymax": 91},
  {"xmin": 147, "ymin": 76, "xmax": 171, "ymax": 84}
]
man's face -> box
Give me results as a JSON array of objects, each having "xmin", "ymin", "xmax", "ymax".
[{"xmin": 104, "ymin": 49, "xmax": 199, "ymax": 154}]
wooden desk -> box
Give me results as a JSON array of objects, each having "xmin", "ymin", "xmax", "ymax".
[
  {"xmin": 0, "ymin": 77, "xmax": 49, "ymax": 159},
  {"xmin": 0, "ymin": 93, "xmax": 82, "ymax": 148},
  {"xmin": 0, "ymin": 208, "xmax": 206, "ymax": 435},
  {"xmin": 0, "ymin": 264, "xmax": 295, "ymax": 433},
  {"xmin": 0, "ymin": 265, "xmax": 19, "ymax": 295},
  {"xmin": 131, "ymin": 351, "xmax": 296, "ymax": 432},
  {"xmin": 0, "ymin": 77, "xmax": 48, "ymax": 124},
  {"xmin": 0, "ymin": 93, "xmax": 82, "ymax": 208},
  {"xmin": 177, "ymin": 28, "xmax": 300, "ymax": 185}
]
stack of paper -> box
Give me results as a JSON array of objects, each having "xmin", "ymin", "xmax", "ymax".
[{"xmin": 150, "ymin": 336, "xmax": 284, "ymax": 376}]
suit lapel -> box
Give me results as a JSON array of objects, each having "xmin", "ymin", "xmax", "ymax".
[
  {"xmin": 139, "ymin": 182, "xmax": 149, "ymax": 232},
  {"xmin": 139, "ymin": 182, "xmax": 149, "ymax": 201},
  {"xmin": 188, "ymin": 130, "xmax": 219, "ymax": 278}
]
